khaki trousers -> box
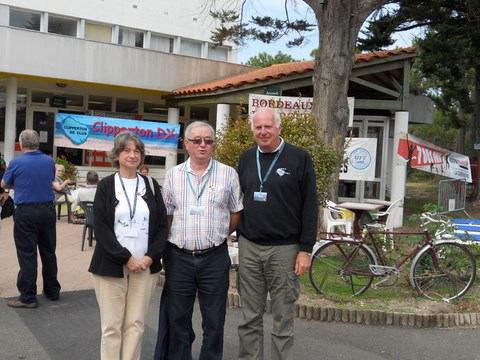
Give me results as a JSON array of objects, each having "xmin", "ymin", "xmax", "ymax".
[
  {"xmin": 238, "ymin": 237, "xmax": 300, "ymax": 360},
  {"xmin": 93, "ymin": 268, "xmax": 157, "ymax": 360}
]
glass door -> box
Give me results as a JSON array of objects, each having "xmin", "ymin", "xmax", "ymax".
[{"xmin": 32, "ymin": 110, "xmax": 56, "ymax": 156}]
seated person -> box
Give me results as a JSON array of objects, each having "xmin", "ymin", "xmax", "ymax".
[
  {"xmin": 77, "ymin": 170, "xmax": 99, "ymax": 204},
  {"xmin": 138, "ymin": 164, "xmax": 149, "ymax": 176},
  {"xmin": 52, "ymin": 164, "xmax": 76, "ymax": 222}
]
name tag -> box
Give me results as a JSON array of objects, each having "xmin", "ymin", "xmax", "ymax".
[
  {"xmin": 253, "ymin": 192, "xmax": 267, "ymax": 202},
  {"xmin": 124, "ymin": 225, "xmax": 138, "ymax": 237},
  {"xmin": 190, "ymin": 206, "xmax": 205, "ymax": 215}
]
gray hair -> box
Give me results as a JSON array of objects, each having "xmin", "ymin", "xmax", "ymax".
[
  {"xmin": 55, "ymin": 164, "xmax": 65, "ymax": 171},
  {"xmin": 251, "ymin": 108, "xmax": 282, "ymax": 131},
  {"xmin": 86, "ymin": 170, "xmax": 99, "ymax": 184},
  {"xmin": 19, "ymin": 129, "xmax": 40, "ymax": 150},
  {"xmin": 184, "ymin": 121, "xmax": 215, "ymax": 140},
  {"xmin": 108, "ymin": 131, "xmax": 146, "ymax": 169}
]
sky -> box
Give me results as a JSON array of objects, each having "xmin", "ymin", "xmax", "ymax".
[{"xmin": 236, "ymin": 1, "xmax": 421, "ymax": 64}]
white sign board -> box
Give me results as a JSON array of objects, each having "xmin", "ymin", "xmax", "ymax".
[
  {"xmin": 249, "ymin": 94, "xmax": 355, "ymax": 127},
  {"xmin": 339, "ymin": 138, "xmax": 377, "ymax": 181}
]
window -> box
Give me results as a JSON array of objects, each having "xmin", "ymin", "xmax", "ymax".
[
  {"xmin": 144, "ymin": 102, "xmax": 168, "ymax": 115},
  {"xmin": 48, "ymin": 16, "xmax": 77, "ymax": 37},
  {"xmin": 9, "ymin": 9, "xmax": 41, "ymax": 30},
  {"xmin": 116, "ymin": 98, "xmax": 138, "ymax": 113},
  {"xmin": 88, "ymin": 95, "xmax": 112, "ymax": 111},
  {"xmin": 150, "ymin": 34, "xmax": 173, "ymax": 53},
  {"xmin": 190, "ymin": 106, "xmax": 209, "ymax": 120},
  {"xmin": 180, "ymin": 39, "xmax": 202, "ymax": 57},
  {"xmin": 208, "ymin": 45, "xmax": 229, "ymax": 61},
  {"xmin": 85, "ymin": 23, "xmax": 112, "ymax": 42},
  {"xmin": 119, "ymin": 28, "xmax": 144, "ymax": 48}
]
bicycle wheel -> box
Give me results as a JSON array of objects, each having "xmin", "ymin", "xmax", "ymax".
[
  {"xmin": 411, "ymin": 241, "xmax": 476, "ymax": 301},
  {"xmin": 309, "ymin": 241, "xmax": 376, "ymax": 297}
]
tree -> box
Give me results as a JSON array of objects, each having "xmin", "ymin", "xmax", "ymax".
[
  {"xmin": 245, "ymin": 51, "xmax": 300, "ymax": 67},
  {"xmin": 211, "ymin": 0, "xmax": 388, "ymax": 199},
  {"xmin": 359, "ymin": 0, "xmax": 480, "ymax": 197}
]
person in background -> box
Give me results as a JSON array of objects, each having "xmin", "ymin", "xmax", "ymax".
[
  {"xmin": 88, "ymin": 130, "xmax": 168, "ymax": 360},
  {"xmin": 1, "ymin": 129, "xmax": 61, "ymax": 308},
  {"xmin": 76, "ymin": 170, "xmax": 99, "ymax": 204},
  {"xmin": 0, "ymin": 151, "xmax": 6, "ymax": 178},
  {"xmin": 138, "ymin": 164, "xmax": 149, "ymax": 176},
  {"xmin": 159, "ymin": 121, "xmax": 243, "ymax": 360},
  {"xmin": 237, "ymin": 108, "xmax": 318, "ymax": 360},
  {"xmin": 52, "ymin": 163, "xmax": 77, "ymax": 222}
]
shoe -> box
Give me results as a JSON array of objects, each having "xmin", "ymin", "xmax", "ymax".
[
  {"xmin": 7, "ymin": 299, "xmax": 38, "ymax": 309},
  {"xmin": 42, "ymin": 291, "xmax": 60, "ymax": 301}
]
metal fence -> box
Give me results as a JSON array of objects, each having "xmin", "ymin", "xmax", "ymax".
[{"xmin": 438, "ymin": 178, "xmax": 469, "ymax": 217}]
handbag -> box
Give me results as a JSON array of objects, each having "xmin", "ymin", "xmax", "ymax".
[{"xmin": 1, "ymin": 195, "xmax": 15, "ymax": 219}]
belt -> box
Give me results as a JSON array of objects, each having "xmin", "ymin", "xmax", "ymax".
[
  {"xmin": 16, "ymin": 201, "xmax": 53, "ymax": 208},
  {"xmin": 169, "ymin": 241, "xmax": 227, "ymax": 258}
]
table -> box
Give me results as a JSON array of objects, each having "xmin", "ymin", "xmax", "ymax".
[
  {"xmin": 337, "ymin": 202, "xmax": 383, "ymax": 236},
  {"xmin": 365, "ymin": 199, "xmax": 392, "ymax": 207}
]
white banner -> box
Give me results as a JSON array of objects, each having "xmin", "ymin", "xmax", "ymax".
[
  {"xmin": 397, "ymin": 133, "xmax": 472, "ymax": 182},
  {"xmin": 249, "ymin": 94, "xmax": 355, "ymax": 127},
  {"xmin": 339, "ymin": 138, "xmax": 377, "ymax": 181}
]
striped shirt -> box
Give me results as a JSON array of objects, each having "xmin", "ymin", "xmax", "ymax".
[{"xmin": 163, "ymin": 158, "xmax": 243, "ymax": 250}]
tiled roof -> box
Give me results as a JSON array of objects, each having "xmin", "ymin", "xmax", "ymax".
[{"xmin": 174, "ymin": 47, "xmax": 417, "ymax": 95}]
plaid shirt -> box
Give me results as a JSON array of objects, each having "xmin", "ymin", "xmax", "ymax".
[{"xmin": 163, "ymin": 158, "xmax": 243, "ymax": 250}]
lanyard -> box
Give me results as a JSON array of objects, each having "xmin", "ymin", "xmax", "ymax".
[
  {"xmin": 119, "ymin": 173, "xmax": 139, "ymax": 221},
  {"xmin": 186, "ymin": 161, "xmax": 214, "ymax": 202},
  {"xmin": 256, "ymin": 142, "xmax": 285, "ymax": 192}
]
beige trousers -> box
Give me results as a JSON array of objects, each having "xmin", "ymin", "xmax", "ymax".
[{"xmin": 93, "ymin": 268, "xmax": 157, "ymax": 360}]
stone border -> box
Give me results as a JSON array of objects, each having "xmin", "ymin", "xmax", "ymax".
[
  {"xmin": 158, "ymin": 275, "xmax": 478, "ymax": 328},
  {"xmin": 227, "ymin": 291, "xmax": 479, "ymax": 328}
]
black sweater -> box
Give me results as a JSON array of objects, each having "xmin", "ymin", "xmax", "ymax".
[{"xmin": 237, "ymin": 142, "xmax": 318, "ymax": 253}]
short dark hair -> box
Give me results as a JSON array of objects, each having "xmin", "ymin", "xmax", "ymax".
[
  {"xmin": 86, "ymin": 170, "xmax": 99, "ymax": 184},
  {"xmin": 108, "ymin": 131, "xmax": 146, "ymax": 169}
]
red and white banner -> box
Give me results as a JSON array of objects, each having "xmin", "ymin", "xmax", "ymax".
[{"xmin": 397, "ymin": 133, "xmax": 472, "ymax": 182}]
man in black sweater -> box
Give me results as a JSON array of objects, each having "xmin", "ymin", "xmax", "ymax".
[{"xmin": 237, "ymin": 108, "xmax": 318, "ymax": 360}]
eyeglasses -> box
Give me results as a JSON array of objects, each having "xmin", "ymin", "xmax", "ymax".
[{"xmin": 186, "ymin": 138, "xmax": 214, "ymax": 145}]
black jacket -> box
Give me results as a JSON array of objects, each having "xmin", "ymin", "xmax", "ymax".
[{"xmin": 88, "ymin": 173, "xmax": 168, "ymax": 277}]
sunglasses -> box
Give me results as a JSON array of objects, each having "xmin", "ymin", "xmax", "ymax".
[{"xmin": 186, "ymin": 138, "xmax": 214, "ymax": 145}]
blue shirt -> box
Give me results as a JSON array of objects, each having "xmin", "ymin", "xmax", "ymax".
[{"xmin": 2, "ymin": 150, "xmax": 55, "ymax": 204}]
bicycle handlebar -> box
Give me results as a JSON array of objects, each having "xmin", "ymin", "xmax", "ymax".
[{"xmin": 419, "ymin": 212, "xmax": 454, "ymax": 237}]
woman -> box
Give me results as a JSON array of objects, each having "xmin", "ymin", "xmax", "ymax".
[
  {"xmin": 88, "ymin": 131, "xmax": 168, "ymax": 360},
  {"xmin": 52, "ymin": 163, "xmax": 77, "ymax": 222}
]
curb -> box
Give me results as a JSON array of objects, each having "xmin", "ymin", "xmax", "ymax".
[
  {"xmin": 158, "ymin": 275, "xmax": 478, "ymax": 328},
  {"xmin": 227, "ymin": 291, "xmax": 479, "ymax": 328}
]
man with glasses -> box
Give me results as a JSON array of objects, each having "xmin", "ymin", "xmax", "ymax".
[{"xmin": 158, "ymin": 121, "xmax": 243, "ymax": 360}]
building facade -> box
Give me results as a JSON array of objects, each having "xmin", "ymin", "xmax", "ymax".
[{"xmin": 0, "ymin": 0, "xmax": 248, "ymax": 174}]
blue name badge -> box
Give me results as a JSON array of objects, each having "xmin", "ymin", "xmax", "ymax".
[{"xmin": 253, "ymin": 192, "xmax": 267, "ymax": 202}]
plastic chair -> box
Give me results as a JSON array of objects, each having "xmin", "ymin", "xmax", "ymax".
[
  {"xmin": 368, "ymin": 198, "xmax": 403, "ymax": 231},
  {"xmin": 79, "ymin": 201, "xmax": 94, "ymax": 251},
  {"xmin": 55, "ymin": 194, "xmax": 72, "ymax": 223},
  {"xmin": 324, "ymin": 200, "xmax": 354, "ymax": 234}
]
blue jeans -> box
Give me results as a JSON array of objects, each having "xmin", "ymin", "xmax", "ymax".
[
  {"xmin": 13, "ymin": 202, "xmax": 60, "ymax": 303},
  {"xmin": 164, "ymin": 242, "xmax": 231, "ymax": 360}
]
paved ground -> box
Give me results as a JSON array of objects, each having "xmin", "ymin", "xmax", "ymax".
[{"xmin": 1, "ymin": 216, "xmax": 480, "ymax": 360}]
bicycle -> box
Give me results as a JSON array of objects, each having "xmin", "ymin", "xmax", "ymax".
[{"xmin": 309, "ymin": 212, "xmax": 477, "ymax": 302}]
